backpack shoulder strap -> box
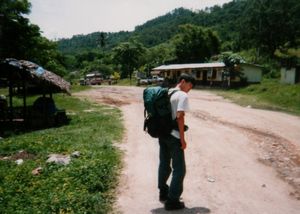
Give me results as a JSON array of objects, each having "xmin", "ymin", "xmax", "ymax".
[{"xmin": 168, "ymin": 89, "xmax": 179, "ymax": 98}]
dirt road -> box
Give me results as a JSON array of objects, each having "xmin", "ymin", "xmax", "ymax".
[{"xmin": 74, "ymin": 86, "xmax": 300, "ymax": 214}]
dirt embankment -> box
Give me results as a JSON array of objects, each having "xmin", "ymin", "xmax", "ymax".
[{"xmin": 74, "ymin": 86, "xmax": 300, "ymax": 214}]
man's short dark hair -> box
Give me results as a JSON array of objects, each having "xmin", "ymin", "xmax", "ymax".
[{"xmin": 179, "ymin": 73, "xmax": 196, "ymax": 86}]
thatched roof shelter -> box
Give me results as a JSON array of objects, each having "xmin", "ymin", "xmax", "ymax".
[
  {"xmin": 0, "ymin": 58, "xmax": 71, "ymax": 127},
  {"xmin": 0, "ymin": 58, "xmax": 70, "ymax": 94}
]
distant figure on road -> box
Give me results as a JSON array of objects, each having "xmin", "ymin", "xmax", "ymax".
[{"xmin": 158, "ymin": 73, "xmax": 195, "ymax": 211}]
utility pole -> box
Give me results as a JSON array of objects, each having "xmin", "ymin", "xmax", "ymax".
[{"xmin": 0, "ymin": 14, "xmax": 4, "ymax": 59}]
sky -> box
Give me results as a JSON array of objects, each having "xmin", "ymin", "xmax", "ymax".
[{"xmin": 27, "ymin": 0, "xmax": 232, "ymax": 40}]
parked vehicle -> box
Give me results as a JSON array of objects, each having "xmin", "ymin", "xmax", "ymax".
[
  {"xmin": 137, "ymin": 78, "xmax": 151, "ymax": 86},
  {"xmin": 84, "ymin": 72, "xmax": 103, "ymax": 85},
  {"xmin": 150, "ymin": 75, "xmax": 164, "ymax": 83},
  {"xmin": 79, "ymin": 78, "xmax": 86, "ymax": 86},
  {"xmin": 89, "ymin": 77, "xmax": 102, "ymax": 85},
  {"xmin": 137, "ymin": 76, "xmax": 165, "ymax": 86}
]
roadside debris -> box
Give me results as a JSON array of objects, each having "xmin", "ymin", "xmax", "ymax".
[
  {"xmin": 32, "ymin": 167, "xmax": 43, "ymax": 175},
  {"xmin": 71, "ymin": 151, "xmax": 80, "ymax": 158},
  {"xmin": 207, "ymin": 177, "xmax": 216, "ymax": 183},
  {"xmin": 15, "ymin": 159, "xmax": 24, "ymax": 165},
  {"xmin": 46, "ymin": 154, "xmax": 71, "ymax": 165},
  {"xmin": 0, "ymin": 150, "xmax": 36, "ymax": 162}
]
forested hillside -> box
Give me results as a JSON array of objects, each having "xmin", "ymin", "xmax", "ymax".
[
  {"xmin": 58, "ymin": 0, "xmax": 299, "ymax": 61},
  {"xmin": 58, "ymin": 31, "xmax": 132, "ymax": 54},
  {"xmin": 131, "ymin": 3, "xmax": 246, "ymax": 50},
  {"xmin": 2, "ymin": 0, "xmax": 299, "ymax": 80},
  {"xmin": 55, "ymin": 0, "xmax": 299, "ymax": 82},
  {"xmin": 57, "ymin": 4, "xmax": 246, "ymax": 53}
]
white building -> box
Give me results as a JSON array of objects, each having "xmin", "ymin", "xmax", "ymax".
[
  {"xmin": 239, "ymin": 63, "xmax": 263, "ymax": 83},
  {"xmin": 280, "ymin": 66, "xmax": 300, "ymax": 84}
]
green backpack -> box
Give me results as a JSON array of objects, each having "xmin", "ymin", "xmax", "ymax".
[{"xmin": 143, "ymin": 86, "xmax": 177, "ymax": 138}]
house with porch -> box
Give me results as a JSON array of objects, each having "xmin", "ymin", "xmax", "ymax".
[
  {"xmin": 152, "ymin": 62, "xmax": 226, "ymax": 86},
  {"xmin": 152, "ymin": 62, "xmax": 263, "ymax": 87}
]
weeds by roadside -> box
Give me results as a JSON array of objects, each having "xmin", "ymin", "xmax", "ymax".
[
  {"xmin": 215, "ymin": 79, "xmax": 300, "ymax": 116},
  {"xmin": 0, "ymin": 94, "xmax": 124, "ymax": 213}
]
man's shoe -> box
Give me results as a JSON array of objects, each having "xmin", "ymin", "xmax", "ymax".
[
  {"xmin": 159, "ymin": 194, "xmax": 168, "ymax": 203},
  {"xmin": 164, "ymin": 200, "xmax": 185, "ymax": 210}
]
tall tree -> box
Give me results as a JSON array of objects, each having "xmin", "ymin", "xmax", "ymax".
[
  {"xmin": 240, "ymin": 0, "xmax": 300, "ymax": 56},
  {"xmin": 146, "ymin": 43, "xmax": 175, "ymax": 67},
  {"xmin": 0, "ymin": 0, "xmax": 38, "ymax": 59},
  {"xmin": 0, "ymin": 0, "xmax": 67, "ymax": 76},
  {"xmin": 173, "ymin": 24, "xmax": 220, "ymax": 63},
  {"xmin": 113, "ymin": 40, "xmax": 146, "ymax": 80}
]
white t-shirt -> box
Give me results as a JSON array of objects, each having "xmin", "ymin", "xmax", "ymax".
[{"xmin": 168, "ymin": 87, "xmax": 190, "ymax": 139}]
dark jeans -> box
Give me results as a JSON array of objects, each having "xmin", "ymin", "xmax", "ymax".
[{"xmin": 158, "ymin": 135, "xmax": 186, "ymax": 201}]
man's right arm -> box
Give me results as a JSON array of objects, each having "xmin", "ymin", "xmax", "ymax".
[{"xmin": 176, "ymin": 111, "xmax": 186, "ymax": 150}]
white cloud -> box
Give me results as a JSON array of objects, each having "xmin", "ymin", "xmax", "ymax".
[{"xmin": 28, "ymin": 0, "xmax": 232, "ymax": 39}]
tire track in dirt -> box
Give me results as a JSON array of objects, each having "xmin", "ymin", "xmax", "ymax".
[
  {"xmin": 192, "ymin": 110, "xmax": 300, "ymax": 200},
  {"xmin": 73, "ymin": 86, "xmax": 140, "ymax": 107}
]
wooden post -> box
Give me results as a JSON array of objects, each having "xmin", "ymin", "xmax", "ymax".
[
  {"xmin": 8, "ymin": 79, "xmax": 13, "ymax": 122},
  {"xmin": 22, "ymin": 80, "xmax": 27, "ymax": 122}
]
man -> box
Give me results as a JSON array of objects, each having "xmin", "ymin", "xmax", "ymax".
[{"xmin": 158, "ymin": 73, "xmax": 195, "ymax": 210}]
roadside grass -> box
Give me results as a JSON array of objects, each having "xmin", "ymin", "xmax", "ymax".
[
  {"xmin": 0, "ymin": 92, "xmax": 124, "ymax": 213},
  {"xmin": 215, "ymin": 79, "xmax": 300, "ymax": 116},
  {"xmin": 116, "ymin": 78, "xmax": 138, "ymax": 86}
]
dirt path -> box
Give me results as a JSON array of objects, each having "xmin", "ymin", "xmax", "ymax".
[{"xmin": 74, "ymin": 86, "xmax": 300, "ymax": 214}]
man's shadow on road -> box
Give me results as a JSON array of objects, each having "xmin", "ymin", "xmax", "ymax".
[{"xmin": 151, "ymin": 206, "xmax": 210, "ymax": 214}]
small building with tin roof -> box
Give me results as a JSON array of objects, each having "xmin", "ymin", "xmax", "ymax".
[
  {"xmin": 152, "ymin": 62, "xmax": 263, "ymax": 87},
  {"xmin": 152, "ymin": 62, "xmax": 226, "ymax": 86}
]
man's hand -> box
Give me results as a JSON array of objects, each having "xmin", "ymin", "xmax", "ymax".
[{"xmin": 181, "ymin": 140, "xmax": 187, "ymax": 150}]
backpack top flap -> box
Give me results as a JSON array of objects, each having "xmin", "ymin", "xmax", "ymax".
[{"xmin": 143, "ymin": 86, "xmax": 169, "ymax": 117}]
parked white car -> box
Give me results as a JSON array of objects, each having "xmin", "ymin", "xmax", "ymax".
[
  {"xmin": 137, "ymin": 76, "xmax": 164, "ymax": 86},
  {"xmin": 137, "ymin": 78, "xmax": 151, "ymax": 86},
  {"xmin": 151, "ymin": 75, "xmax": 164, "ymax": 83}
]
